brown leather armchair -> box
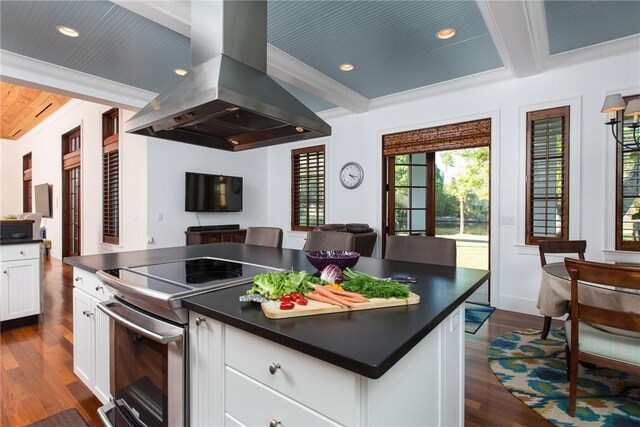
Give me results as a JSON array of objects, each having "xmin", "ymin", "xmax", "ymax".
[{"xmin": 311, "ymin": 223, "xmax": 377, "ymax": 257}]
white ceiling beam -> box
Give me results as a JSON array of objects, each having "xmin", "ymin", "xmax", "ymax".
[
  {"xmin": 0, "ymin": 50, "xmax": 156, "ymax": 111},
  {"xmin": 110, "ymin": 0, "xmax": 370, "ymax": 113},
  {"xmin": 477, "ymin": 0, "xmax": 545, "ymax": 78},
  {"xmin": 267, "ymin": 45, "xmax": 369, "ymax": 113}
]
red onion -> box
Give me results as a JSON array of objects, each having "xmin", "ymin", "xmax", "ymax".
[{"xmin": 320, "ymin": 264, "xmax": 343, "ymax": 284}]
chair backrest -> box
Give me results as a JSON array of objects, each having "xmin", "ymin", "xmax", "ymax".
[
  {"xmin": 23, "ymin": 212, "xmax": 43, "ymax": 238},
  {"xmin": 538, "ymin": 240, "xmax": 586, "ymax": 267},
  {"xmin": 565, "ymin": 258, "xmax": 640, "ymax": 340},
  {"xmin": 17, "ymin": 212, "xmax": 30, "ymax": 219},
  {"xmin": 303, "ymin": 231, "xmax": 355, "ymax": 252},
  {"xmin": 384, "ymin": 235, "xmax": 457, "ymax": 267},
  {"xmin": 244, "ymin": 227, "xmax": 283, "ymax": 248}
]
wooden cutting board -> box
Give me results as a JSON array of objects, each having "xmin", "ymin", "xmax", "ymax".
[{"xmin": 261, "ymin": 292, "xmax": 420, "ymax": 319}]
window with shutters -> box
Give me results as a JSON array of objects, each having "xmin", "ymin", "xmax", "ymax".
[
  {"xmin": 102, "ymin": 108, "xmax": 119, "ymax": 245},
  {"xmin": 525, "ymin": 106, "xmax": 570, "ymax": 245},
  {"xmin": 23, "ymin": 153, "xmax": 32, "ymax": 212},
  {"xmin": 616, "ymin": 94, "xmax": 640, "ymax": 251},
  {"xmin": 291, "ymin": 145, "xmax": 325, "ymax": 231}
]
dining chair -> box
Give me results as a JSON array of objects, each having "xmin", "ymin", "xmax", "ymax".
[
  {"xmin": 538, "ymin": 240, "xmax": 587, "ymax": 339},
  {"xmin": 563, "ymin": 258, "xmax": 640, "ymax": 416},
  {"xmin": 303, "ymin": 231, "xmax": 355, "ymax": 252},
  {"xmin": 244, "ymin": 227, "xmax": 283, "ymax": 248},
  {"xmin": 384, "ymin": 235, "xmax": 456, "ymax": 267}
]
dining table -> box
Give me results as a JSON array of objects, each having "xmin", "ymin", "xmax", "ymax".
[{"xmin": 537, "ymin": 261, "xmax": 640, "ymax": 338}]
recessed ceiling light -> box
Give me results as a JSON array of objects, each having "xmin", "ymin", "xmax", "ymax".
[
  {"xmin": 339, "ymin": 63, "xmax": 355, "ymax": 72},
  {"xmin": 174, "ymin": 68, "xmax": 188, "ymax": 76},
  {"xmin": 436, "ymin": 28, "xmax": 457, "ymax": 40},
  {"xmin": 56, "ymin": 26, "xmax": 79, "ymax": 38}
]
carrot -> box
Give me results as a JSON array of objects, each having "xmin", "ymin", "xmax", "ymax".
[
  {"xmin": 313, "ymin": 286, "xmax": 356, "ymax": 307},
  {"xmin": 322, "ymin": 285, "xmax": 369, "ymax": 302},
  {"xmin": 307, "ymin": 292, "xmax": 346, "ymax": 307}
]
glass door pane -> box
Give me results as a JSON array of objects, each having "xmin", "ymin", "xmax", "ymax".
[{"xmin": 436, "ymin": 147, "xmax": 490, "ymax": 304}]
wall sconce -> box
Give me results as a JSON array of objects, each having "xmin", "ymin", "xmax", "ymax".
[{"xmin": 601, "ymin": 94, "xmax": 640, "ymax": 150}]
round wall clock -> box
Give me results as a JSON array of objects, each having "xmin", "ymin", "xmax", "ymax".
[{"xmin": 339, "ymin": 162, "xmax": 364, "ymax": 189}]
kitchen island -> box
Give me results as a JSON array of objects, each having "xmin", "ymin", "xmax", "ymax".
[{"xmin": 66, "ymin": 243, "xmax": 489, "ymax": 426}]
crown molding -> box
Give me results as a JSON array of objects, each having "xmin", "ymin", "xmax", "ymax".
[
  {"xmin": 544, "ymin": 34, "xmax": 640, "ymax": 71},
  {"xmin": 369, "ymin": 67, "xmax": 513, "ymax": 112},
  {"xmin": 0, "ymin": 50, "xmax": 156, "ymax": 110},
  {"xmin": 111, "ymin": 0, "xmax": 190, "ymax": 37}
]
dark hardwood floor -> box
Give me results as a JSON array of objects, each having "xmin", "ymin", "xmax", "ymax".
[{"xmin": 1, "ymin": 257, "xmax": 556, "ymax": 426}]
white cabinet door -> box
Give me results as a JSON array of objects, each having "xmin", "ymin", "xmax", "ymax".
[
  {"xmin": 92, "ymin": 297, "xmax": 111, "ymax": 405},
  {"xmin": 1, "ymin": 258, "xmax": 40, "ymax": 321},
  {"xmin": 73, "ymin": 288, "xmax": 93, "ymax": 388},
  {"xmin": 189, "ymin": 313, "xmax": 224, "ymax": 427}
]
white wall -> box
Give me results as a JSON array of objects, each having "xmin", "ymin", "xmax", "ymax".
[
  {"xmin": 0, "ymin": 100, "xmax": 149, "ymax": 258},
  {"xmin": 146, "ymin": 139, "xmax": 269, "ymax": 248},
  {"xmin": 265, "ymin": 51, "xmax": 640, "ymax": 316},
  {"xmin": 1, "ymin": 138, "xmax": 22, "ymax": 215}
]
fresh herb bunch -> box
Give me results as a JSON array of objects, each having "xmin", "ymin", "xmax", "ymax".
[
  {"xmin": 247, "ymin": 270, "xmax": 323, "ymax": 300},
  {"xmin": 342, "ymin": 268, "xmax": 410, "ymax": 299}
]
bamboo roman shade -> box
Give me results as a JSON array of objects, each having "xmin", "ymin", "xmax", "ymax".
[
  {"xmin": 525, "ymin": 106, "xmax": 569, "ymax": 244},
  {"xmin": 291, "ymin": 145, "xmax": 325, "ymax": 231},
  {"xmin": 383, "ymin": 118, "xmax": 491, "ymax": 156}
]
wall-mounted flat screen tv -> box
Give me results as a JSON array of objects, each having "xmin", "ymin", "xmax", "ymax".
[
  {"xmin": 34, "ymin": 183, "xmax": 52, "ymax": 218},
  {"xmin": 185, "ymin": 172, "xmax": 243, "ymax": 212}
]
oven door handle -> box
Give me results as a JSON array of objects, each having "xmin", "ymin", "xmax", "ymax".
[{"xmin": 97, "ymin": 301, "xmax": 183, "ymax": 344}]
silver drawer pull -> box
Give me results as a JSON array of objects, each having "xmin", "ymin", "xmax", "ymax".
[
  {"xmin": 86, "ymin": 311, "xmax": 93, "ymax": 318},
  {"xmin": 269, "ymin": 419, "xmax": 281, "ymax": 427},
  {"xmin": 19, "ymin": 251, "xmax": 24, "ymax": 255},
  {"xmin": 75, "ymin": 276, "xmax": 82, "ymax": 282},
  {"xmin": 195, "ymin": 317, "xmax": 206, "ymax": 326},
  {"xmin": 2, "ymin": 270, "xmax": 6, "ymax": 274},
  {"xmin": 95, "ymin": 285, "xmax": 103, "ymax": 291},
  {"xmin": 268, "ymin": 363, "xmax": 281, "ymax": 375}
]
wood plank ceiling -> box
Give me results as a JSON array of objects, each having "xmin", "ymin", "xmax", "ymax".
[{"xmin": 1, "ymin": 82, "xmax": 70, "ymax": 140}]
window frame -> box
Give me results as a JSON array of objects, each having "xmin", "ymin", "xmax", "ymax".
[
  {"xmin": 615, "ymin": 94, "xmax": 640, "ymax": 251},
  {"xmin": 102, "ymin": 108, "xmax": 120, "ymax": 245},
  {"xmin": 291, "ymin": 145, "xmax": 325, "ymax": 231},
  {"xmin": 525, "ymin": 106, "xmax": 570, "ymax": 245}
]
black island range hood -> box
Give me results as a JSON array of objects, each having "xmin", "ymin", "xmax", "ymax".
[{"xmin": 126, "ymin": 0, "xmax": 331, "ymax": 152}]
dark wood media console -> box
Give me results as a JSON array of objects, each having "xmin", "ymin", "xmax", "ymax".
[{"xmin": 185, "ymin": 229, "xmax": 246, "ymax": 245}]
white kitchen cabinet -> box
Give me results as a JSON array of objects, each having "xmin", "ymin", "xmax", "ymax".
[
  {"xmin": 189, "ymin": 306, "xmax": 465, "ymax": 427},
  {"xmin": 189, "ymin": 312, "xmax": 224, "ymax": 427},
  {"xmin": 0, "ymin": 243, "xmax": 41, "ymax": 321},
  {"xmin": 72, "ymin": 267, "xmax": 112, "ymax": 405}
]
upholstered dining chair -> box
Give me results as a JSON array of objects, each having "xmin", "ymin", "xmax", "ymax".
[
  {"xmin": 244, "ymin": 227, "xmax": 283, "ymax": 248},
  {"xmin": 563, "ymin": 258, "xmax": 640, "ymax": 417},
  {"xmin": 303, "ymin": 231, "xmax": 355, "ymax": 252},
  {"xmin": 384, "ymin": 235, "xmax": 456, "ymax": 267},
  {"xmin": 538, "ymin": 240, "xmax": 587, "ymax": 339}
]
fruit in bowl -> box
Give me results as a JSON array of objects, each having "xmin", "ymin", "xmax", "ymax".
[{"xmin": 305, "ymin": 250, "xmax": 360, "ymax": 271}]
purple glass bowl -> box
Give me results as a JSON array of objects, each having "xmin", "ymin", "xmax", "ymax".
[{"xmin": 305, "ymin": 250, "xmax": 360, "ymax": 271}]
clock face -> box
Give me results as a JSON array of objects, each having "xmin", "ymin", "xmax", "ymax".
[{"xmin": 340, "ymin": 162, "xmax": 364, "ymax": 189}]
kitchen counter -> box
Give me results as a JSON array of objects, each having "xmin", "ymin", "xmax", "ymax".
[
  {"xmin": 65, "ymin": 242, "xmax": 489, "ymax": 379},
  {"xmin": 0, "ymin": 237, "xmax": 43, "ymax": 245}
]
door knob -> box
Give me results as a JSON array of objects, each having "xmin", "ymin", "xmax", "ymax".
[
  {"xmin": 95, "ymin": 285, "xmax": 103, "ymax": 291},
  {"xmin": 195, "ymin": 317, "xmax": 206, "ymax": 326},
  {"xmin": 269, "ymin": 420, "xmax": 281, "ymax": 427},
  {"xmin": 268, "ymin": 363, "xmax": 281, "ymax": 374}
]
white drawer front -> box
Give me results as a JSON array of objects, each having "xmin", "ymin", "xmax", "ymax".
[
  {"xmin": 226, "ymin": 367, "xmax": 341, "ymax": 427},
  {"xmin": 1, "ymin": 244, "xmax": 40, "ymax": 261},
  {"xmin": 225, "ymin": 326, "xmax": 357, "ymax": 425},
  {"xmin": 73, "ymin": 268, "xmax": 112, "ymax": 301}
]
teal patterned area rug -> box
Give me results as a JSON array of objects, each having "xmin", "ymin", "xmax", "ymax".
[{"xmin": 489, "ymin": 328, "xmax": 640, "ymax": 426}]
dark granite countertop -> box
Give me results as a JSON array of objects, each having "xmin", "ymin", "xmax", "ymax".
[
  {"xmin": 1, "ymin": 238, "xmax": 43, "ymax": 245},
  {"xmin": 65, "ymin": 243, "xmax": 489, "ymax": 379}
]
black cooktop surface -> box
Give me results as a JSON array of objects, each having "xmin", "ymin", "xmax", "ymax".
[{"xmin": 127, "ymin": 257, "xmax": 278, "ymax": 290}]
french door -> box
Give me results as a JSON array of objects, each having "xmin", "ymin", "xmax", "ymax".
[
  {"xmin": 62, "ymin": 127, "xmax": 81, "ymax": 257},
  {"xmin": 382, "ymin": 119, "xmax": 491, "ymax": 305}
]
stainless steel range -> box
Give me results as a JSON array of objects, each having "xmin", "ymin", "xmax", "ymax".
[{"xmin": 95, "ymin": 257, "xmax": 280, "ymax": 427}]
